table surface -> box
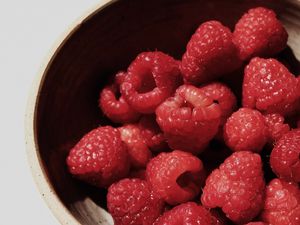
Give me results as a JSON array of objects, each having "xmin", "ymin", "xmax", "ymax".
[{"xmin": 0, "ymin": 1, "xmax": 102, "ymax": 224}]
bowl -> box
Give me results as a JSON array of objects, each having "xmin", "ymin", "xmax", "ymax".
[{"xmin": 26, "ymin": 0, "xmax": 300, "ymax": 224}]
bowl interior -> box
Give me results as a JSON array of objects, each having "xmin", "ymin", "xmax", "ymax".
[{"xmin": 34, "ymin": 0, "xmax": 300, "ymax": 224}]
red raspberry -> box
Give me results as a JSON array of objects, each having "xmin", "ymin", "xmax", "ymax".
[
  {"xmin": 242, "ymin": 57, "xmax": 299, "ymax": 116},
  {"xmin": 233, "ymin": 7, "xmax": 288, "ymax": 61},
  {"xmin": 119, "ymin": 124, "xmax": 152, "ymax": 169},
  {"xmin": 120, "ymin": 51, "xmax": 181, "ymax": 113},
  {"xmin": 224, "ymin": 108, "xmax": 268, "ymax": 152},
  {"xmin": 138, "ymin": 115, "xmax": 167, "ymax": 152},
  {"xmin": 66, "ymin": 126, "xmax": 129, "ymax": 187},
  {"xmin": 244, "ymin": 223, "xmax": 266, "ymax": 225},
  {"xmin": 156, "ymin": 85, "xmax": 221, "ymax": 154},
  {"xmin": 99, "ymin": 71, "xmax": 140, "ymax": 124},
  {"xmin": 270, "ymin": 129, "xmax": 300, "ymax": 182},
  {"xmin": 146, "ymin": 150, "xmax": 205, "ymax": 205},
  {"xmin": 107, "ymin": 178, "xmax": 164, "ymax": 225},
  {"xmin": 261, "ymin": 179, "xmax": 300, "ymax": 225},
  {"xmin": 263, "ymin": 113, "xmax": 290, "ymax": 143},
  {"xmin": 199, "ymin": 82, "xmax": 237, "ymax": 127},
  {"xmin": 201, "ymin": 151, "xmax": 265, "ymax": 224},
  {"xmin": 181, "ymin": 21, "xmax": 241, "ymax": 84},
  {"xmin": 154, "ymin": 202, "xmax": 212, "ymax": 225}
]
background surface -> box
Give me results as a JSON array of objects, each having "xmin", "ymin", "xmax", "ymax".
[{"xmin": 0, "ymin": 1, "xmax": 101, "ymax": 224}]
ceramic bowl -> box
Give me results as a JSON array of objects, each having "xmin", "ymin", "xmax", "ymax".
[{"xmin": 26, "ymin": 0, "xmax": 300, "ymax": 224}]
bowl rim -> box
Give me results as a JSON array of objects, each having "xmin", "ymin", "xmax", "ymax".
[{"xmin": 25, "ymin": 1, "xmax": 114, "ymax": 224}]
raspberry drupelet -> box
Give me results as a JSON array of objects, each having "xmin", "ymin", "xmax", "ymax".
[
  {"xmin": 99, "ymin": 71, "xmax": 140, "ymax": 124},
  {"xmin": 181, "ymin": 21, "xmax": 241, "ymax": 85},
  {"xmin": 156, "ymin": 84, "xmax": 221, "ymax": 154},
  {"xmin": 261, "ymin": 179, "xmax": 300, "ymax": 225},
  {"xmin": 270, "ymin": 128, "xmax": 300, "ymax": 183},
  {"xmin": 66, "ymin": 126, "xmax": 129, "ymax": 188},
  {"xmin": 201, "ymin": 151, "xmax": 265, "ymax": 224},
  {"xmin": 146, "ymin": 150, "xmax": 205, "ymax": 205},
  {"xmin": 242, "ymin": 57, "xmax": 300, "ymax": 116},
  {"xmin": 120, "ymin": 51, "xmax": 181, "ymax": 114},
  {"xmin": 107, "ymin": 178, "xmax": 164, "ymax": 225},
  {"xmin": 233, "ymin": 7, "xmax": 288, "ymax": 61}
]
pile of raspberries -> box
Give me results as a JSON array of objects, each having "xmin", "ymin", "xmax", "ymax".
[{"xmin": 66, "ymin": 7, "xmax": 300, "ymax": 225}]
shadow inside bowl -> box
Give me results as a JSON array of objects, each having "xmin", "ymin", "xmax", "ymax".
[{"xmin": 34, "ymin": 0, "xmax": 300, "ymax": 224}]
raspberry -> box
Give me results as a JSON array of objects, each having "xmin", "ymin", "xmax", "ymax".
[
  {"xmin": 146, "ymin": 150, "xmax": 205, "ymax": 205},
  {"xmin": 224, "ymin": 108, "xmax": 268, "ymax": 152},
  {"xmin": 138, "ymin": 115, "xmax": 167, "ymax": 152},
  {"xmin": 107, "ymin": 178, "xmax": 164, "ymax": 225},
  {"xmin": 199, "ymin": 82, "xmax": 237, "ymax": 125},
  {"xmin": 244, "ymin": 223, "xmax": 266, "ymax": 225},
  {"xmin": 181, "ymin": 21, "xmax": 241, "ymax": 84},
  {"xmin": 270, "ymin": 129, "xmax": 300, "ymax": 182},
  {"xmin": 233, "ymin": 7, "xmax": 288, "ymax": 61},
  {"xmin": 201, "ymin": 151, "xmax": 265, "ymax": 224},
  {"xmin": 99, "ymin": 71, "xmax": 140, "ymax": 123},
  {"xmin": 120, "ymin": 51, "xmax": 181, "ymax": 113},
  {"xmin": 154, "ymin": 202, "xmax": 212, "ymax": 225},
  {"xmin": 156, "ymin": 85, "xmax": 221, "ymax": 153},
  {"xmin": 261, "ymin": 179, "xmax": 300, "ymax": 225},
  {"xmin": 263, "ymin": 113, "xmax": 290, "ymax": 143},
  {"xmin": 119, "ymin": 124, "xmax": 152, "ymax": 169},
  {"xmin": 66, "ymin": 126, "xmax": 129, "ymax": 187},
  {"xmin": 242, "ymin": 57, "xmax": 299, "ymax": 116}
]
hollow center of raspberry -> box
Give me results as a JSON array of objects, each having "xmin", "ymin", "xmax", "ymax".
[
  {"xmin": 181, "ymin": 100, "xmax": 195, "ymax": 109},
  {"xmin": 138, "ymin": 72, "xmax": 156, "ymax": 93},
  {"xmin": 176, "ymin": 171, "xmax": 200, "ymax": 194}
]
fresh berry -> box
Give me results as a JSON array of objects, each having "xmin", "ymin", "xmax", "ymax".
[
  {"xmin": 107, "ymin": 178, "xmax": 164, "ymax": 225},
  {"xmin": 270, "ymin": 129, "xmax": 300, "ymax": 182},
  {"xmin": 99, "ymin": 71, "xmax": 140, "ymax": 123},
  {"xmin": 243, "ymin": 57, "xmax": 299, "ymax": 116},
  {"xmin": 263, "ymin": 113, "xmax": 290, "ymax": 143},
  {"xmin": 261, "ymin": 179, "xmax": 300, "ymax": 225},
  {"xmin": 120, "ymin": 51, "xmax": 181, "ymax": 113},
  {"xmin": 224, "ymin": 108, "xmax": 268, "ymax": 152},
  {"xmin": 201, "ymin": 151, "xmax": 265, "ymax": 224},
  {"xmin": 66, "ymin": 126, "xmax": 129, "ymax": 187},
  {"xmin": 119, "ymin": 124, "xmax": 152, "ymax": 169},
  {"xmin": 233, "ymin": 7, "xmax": 288, "ymax": 61},
  {"xmin": 156, "ymin": 85, "xmax": 221, "ymax": 153},
  {"xmin": 146, "ymin": 150, "xmax": 205, "ymax": 205},
  {"xmin": 244, "ymin": 223, "xmax": 266, "ymax": 225},
  {"xmin": 154, "ymin": 202, "xmax": 212, "ymax": 225},
  {"xmin": 138, "ymin": 115, "xmax": 167, "ymax": 152},
  {"xmin": 181, "ymin": 21, "xmax": 241, "ymax": 84}
]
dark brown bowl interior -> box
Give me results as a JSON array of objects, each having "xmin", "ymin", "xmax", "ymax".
[{"xmin": 35, "ymin": 0, "xmax": 300, "ymax": 224}]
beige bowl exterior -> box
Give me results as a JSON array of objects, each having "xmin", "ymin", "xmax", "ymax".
[{"xmin": 25, "ymin": 1, "xmax": 112, "ymax": 224}]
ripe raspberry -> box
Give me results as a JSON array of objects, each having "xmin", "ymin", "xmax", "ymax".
[
  {"xmin": 138, "ymin": 115, "xmax": 167, "ymax": 152},
  {"xmin": 261, "ymin": 179, "xmax": 300, "ymax": 225},
  {"xmin": 199, "ymin": 82, "xmax": 237, "ymax": 125},
  {"xmin": 146, "ymin": 150, "xmax": 205, "ymax": 205},
  {"xmin": 99, "ymin": 71, "xmax": 140, "ymax": 124},
  {"xmin": 270, "ymin": 129, "xmax": 300, "ymax": 182},
  {"xmin": 233, "ymin": 7, "xmax": 288, "ymax": 61},
  {"xmin": 244, "ymin": 223, "xmax": 266, "ymax": 225},
  {"xmin": 119, "ymin": 124, "xmax": 152, "ymax": 169},
  {"xmin": 201, "ymin": 151, "xmax": 265, "ymax": 224},
  {"xmin": 107, "ymin": 178, "xmax": 164, "ymax": 225},
  {"xmin": 181, "ymin": 21, "xmax": 241, "ymax": 84},
  {"xmin": 66, "ymin": 126, "xmax": 129, "ymax": 187},
  {"xmin": 156, "ymin": 85, "xmax": 221, "ymax": 154},
  {"xmin": 120, "ymin": 51, "xmax": 181, "ymax": 113},
  {"xmin": 263, "ymin": 113, "xmax": 290, "ymax": 143},
  {"xmin": 154, "ymin": 202, "xmax": 212, "ymax": 225},
  {"xmin": 224, "ymin": 108, "xmax": 268, "ymax": 152},
  {"xmin": 243, "ymin": 57, "xmax": 299, "ymax": 116}
]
